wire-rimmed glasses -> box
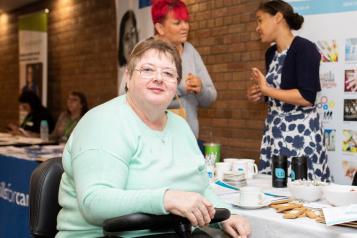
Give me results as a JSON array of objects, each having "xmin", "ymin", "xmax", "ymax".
[{"xmin": 135, "ymin": 64, "xmax": 178, "ymax": 83}]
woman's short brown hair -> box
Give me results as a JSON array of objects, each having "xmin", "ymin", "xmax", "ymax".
[{"xmin": 126, "ymin": 38, "xmax": 182, "ymax": 84}]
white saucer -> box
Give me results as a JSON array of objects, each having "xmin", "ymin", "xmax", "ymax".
[{"xmin": 231, "ymin": 200, "xmax": 270, "ymax": 209}]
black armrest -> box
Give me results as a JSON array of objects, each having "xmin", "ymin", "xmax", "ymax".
[{"xmin": 103, "ymin": 208, "xmax": 230, "ymax": 237}]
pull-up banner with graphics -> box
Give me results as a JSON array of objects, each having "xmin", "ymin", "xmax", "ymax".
[
  {"xmin": 287, "ymin": 0, "xmax": 357, "ymax": 184},
  {"xmin": 18, "ymin": 10, "xmax": 48, "ymax": 110},
  {"xmin": 115, "ymin": 0, "xmax": 153, "ymax": 95}
]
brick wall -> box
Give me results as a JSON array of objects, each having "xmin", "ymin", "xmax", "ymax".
[
  {"xmin": 186, "ymin": 0, "xmax": 268, "ymax": 160},
  {"xmin": 0, "ymin": 0, "xmax": 267, "ymax": 162},
  {"xmin": 0, "ymin": 0, "xmax": 117, "ymax": 127},
  {"xmin": 0, "ymin": 11, "xmax": 19, "ymax": 128}
]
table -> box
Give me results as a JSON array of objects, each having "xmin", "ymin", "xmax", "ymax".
[
  {"xmin": 215, "ymin": 175, "xmax": 357, "ymax": 238},
  {"xmin": 0, "ymin": 132, "xmax": 57, "ymax": 147},
  {"xmin": 0, "ymin": 145, "xmax": 64, "ymax": 238}
]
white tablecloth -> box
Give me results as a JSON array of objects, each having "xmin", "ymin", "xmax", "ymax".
[{"xmin": 214, "ymin": 175, "xmax": 357, "ymax": 238}]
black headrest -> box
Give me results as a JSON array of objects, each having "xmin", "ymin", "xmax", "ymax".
[{"xmin": 29, "ymin": 157, "xmax": 63, "ymax": 237}]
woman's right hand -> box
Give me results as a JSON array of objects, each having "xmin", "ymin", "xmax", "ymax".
[
  {"xmin": 185, "ymin": 73, "xmax": 202, "ymax": 94},
  {"xmin": 163, "ymin": 190, "xmax": 215, "ymax": 227},
  {"xmin": 247, "ymin": 84, "xmax": 262, "ymax": 103}
]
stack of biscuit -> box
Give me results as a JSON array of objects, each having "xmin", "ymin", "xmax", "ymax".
[
  {"xmin": 270, "ymin": 200, "xmax": 357, "ymax": 228},
  {"xmin": 269, "ymin": 199, "xmax": 324, "ymax": 222}
]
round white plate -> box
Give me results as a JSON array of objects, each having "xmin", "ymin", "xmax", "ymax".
[{"xmin": 231, "ymin": 200, "xmax": 270, "ymax": 209}]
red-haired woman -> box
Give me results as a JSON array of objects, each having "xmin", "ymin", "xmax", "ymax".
[
  {"xmin": 119, "ymin": 0, "xmax": 216, "ymax": 141},
  {"xmin": 151, "ymin": 0, "xmax": 217, "ymax": 140}
]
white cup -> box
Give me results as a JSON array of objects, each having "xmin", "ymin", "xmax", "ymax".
[
  {"xmin": 223, "ymin": 158, "xmax": 239, "ymax": 168},
  {"xmin": 231, "ymin": 159, "xmax": 258, "ymax": 179},
  {"xmin": 215, "ymin": 162, "xmax": 232, "ymax": 180},
  {"xmin": 239, "ymin": 186, "xmax": 264, "ymax": 206}
]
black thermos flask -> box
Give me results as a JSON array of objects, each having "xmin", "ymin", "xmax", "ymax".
[
  {"xmin": 291, "ymin": 156, "xmax": 308, "ymax": 181},
  {"xmin": 272, "ymin": 155, "xmax": 288, "ymax": 188}
]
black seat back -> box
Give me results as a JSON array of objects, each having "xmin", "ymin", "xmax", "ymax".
[{"xmin": 29, "ymin": 157, "xmax": 63, "ymax": 238}]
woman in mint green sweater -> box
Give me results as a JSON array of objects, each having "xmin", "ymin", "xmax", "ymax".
[{"xmin": 56, "ymin": 38, "xmax": 250, "ymax": 238}]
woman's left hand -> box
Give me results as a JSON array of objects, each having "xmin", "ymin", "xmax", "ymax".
[
  {"xmin": 185, "ymin": 73, "xmax": 202, "ymax": 94},
  {"xmin": 251, "ymin": 67, "xmax": 268, "ymax": 95},
  {"xmin": 221, "ymin": 214, "xmax": 251, "ymax": 238}
]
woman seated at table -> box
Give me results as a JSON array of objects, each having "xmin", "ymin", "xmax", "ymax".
[
  {"xmin": 7, "ymin": 91, "xmax": 54, "ymax": 137},
  {"xmin": 50, "ymin": 91, "xmax": 88, "ymax": 143},
  {"xmin": 56, "ymin": 38, "xmax": 250, "ymax": 238}
]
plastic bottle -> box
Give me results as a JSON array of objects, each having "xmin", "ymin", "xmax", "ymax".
[
  {"xmin": 40, "ymin": 120, "xmax": 49, "ymax": 141},
  {"xmin": 205, "ymin": 153, "xmax": 215, "ymax": 183}
]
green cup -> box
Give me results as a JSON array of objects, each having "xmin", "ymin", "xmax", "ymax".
[{"xmin": 204, "ymin": 143, "xmax": 221, "ymax": 163}]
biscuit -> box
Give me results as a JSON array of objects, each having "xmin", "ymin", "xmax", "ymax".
[
  {"xmin": 305, "ymin": 209, "xmax": 318, "ymax": 219},
  {"xmin": 269, "ymin": 199, "xmax": 291, "ymax": 206},
  {"xmin": 315, "ymin": 216, "xmax": 325, "ymax": 223},
  {"xmin": 283, "ymin": 208, "xmax": 306, "ymax": 219},
  {"xmin": 276, "ymin": 203, "xmax": 303, "ymax": 213}
]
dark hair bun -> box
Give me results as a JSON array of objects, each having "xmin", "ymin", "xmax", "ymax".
[{"xmin": 286, "ymin": 12, "xmax": 304, "ymax": 30}]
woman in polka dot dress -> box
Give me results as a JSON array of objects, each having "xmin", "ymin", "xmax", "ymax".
[{"xmin": 247, "ymin": 0, "xmax": 330, "ymax": 181}]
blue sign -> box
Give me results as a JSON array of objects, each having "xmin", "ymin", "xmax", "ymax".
[
  {"xmin": 139, "ymin": 0, "xmax": 151, "ymax": 9},
  {"xmin": 287, "ymin": 0, "xmax": 357, "ymax": 15},
  {"xmin": 0, "ymin": 155, "xmax": 39, "ymax": 238}
]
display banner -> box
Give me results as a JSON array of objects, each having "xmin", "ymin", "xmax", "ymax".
[
  {"xmin": 0, "ymin": 155, "xmax": 38, "ymax": 238},
  {"xmin": 115, "ymin": 0, "xmax": 153, "ymax": 94},
  {"xmin": 18, "ymin": 10, "xmax": 48, "ymax": 123},
  {"xmin": 288, "ymin": 0, "xmax": 357, "ymax": 184}
]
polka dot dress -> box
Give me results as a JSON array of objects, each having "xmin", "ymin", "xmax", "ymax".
[{"xmin": 259, "ymin": 49, "xmax": 331, "ymax": 182}]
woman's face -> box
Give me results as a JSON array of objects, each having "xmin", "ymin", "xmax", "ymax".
[
  {"xmin": 127, "ymin": 49, "xmax": 178, "ymax": 108},
  {"xmin": 157, "ymin": 13, "xmax": 189, "ymax": 45},
  {"xmin": 66, "ymin": 94, "xmax": 82, "ymax": 114},
  {"xmin": 123, "ymin": 18, "xmax": 138, "ymax": 61},
  {"xmin": 20, "ymin": 103, "xmax": 31, "ymax": 113},
  {"xmin": 256, "ymin": 10, "xmax": 278, "ymax": 43}
]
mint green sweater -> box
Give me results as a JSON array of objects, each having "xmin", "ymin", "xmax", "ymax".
[{"xmin": 56, "ymin": 96, "xmax": 227, "ymax": 238}]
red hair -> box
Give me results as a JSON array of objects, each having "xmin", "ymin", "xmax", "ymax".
[{"xmin": 151, "ymin": 0, "xmax": 189, "ymax": 24}]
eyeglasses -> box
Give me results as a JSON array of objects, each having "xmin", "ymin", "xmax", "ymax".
[{"xmin": 135, "ymin": 64, "xmax": 178, "ymax": 83}]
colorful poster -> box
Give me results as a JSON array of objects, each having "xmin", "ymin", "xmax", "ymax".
[
  {"xmin": 18, "ymin": 10, "xmax": 48, "ymax": 123},
  {"xmin": 288, "ymin": 0, "xmax": 357, "ymax": 184},
  {"xmin": 18, "ymin": 11, "xmax": 48, "ymax": 103},
  {"xmin": 115, "ymin": 0, "xmax": 153, "ymax": 95}
]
